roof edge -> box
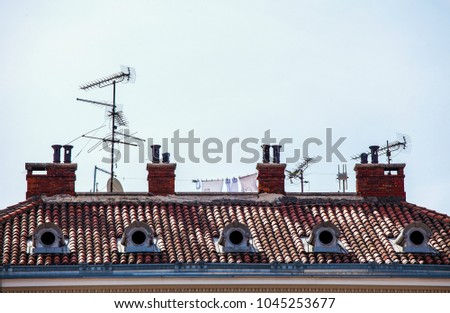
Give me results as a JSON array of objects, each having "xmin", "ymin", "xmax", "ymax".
[{"xmin": 2, "ymin": 262, "xmax": 450, "ymax": 279}]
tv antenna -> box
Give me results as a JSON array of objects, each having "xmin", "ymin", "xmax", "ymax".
[
  {"xmin": 337, "ymin": 164, "xmax": 348, "ymax": 192},
  {"xmin": 351, "ymin": 135, "xmax": 409, "ymax": 164},
  {"xmin": 78, "ymin": 66, "xmax": 143, "ymax": 192},
  {"xmin": 93, "ymin": 166, "xmax": 113, "ymax": 192},
  {"xmin": 286, "ymin": 157, "xmax": 314, "ymax": 193}
]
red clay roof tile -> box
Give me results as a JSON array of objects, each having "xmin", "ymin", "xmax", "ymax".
[{"xmin": 1, "ymin": 196, "xmax": 450, "ymax": 267}]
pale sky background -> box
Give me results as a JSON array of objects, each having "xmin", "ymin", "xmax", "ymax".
[{"xmin": 1, "ymin": 0, "xmax": 449, "ymax": 215}]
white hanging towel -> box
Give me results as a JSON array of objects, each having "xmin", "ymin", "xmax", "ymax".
[
  {"xmin": 225, "ymin": 178, "xmax": 231, "ymax": 192},
  {"xmin": 230, "ymin": 177, "xmax": 239, "ymax": 192},
  {"xmin": 201, "ymin": 179, "xmax": 224, "ymax": 192},
  {"xmin": 239, "ymin": 173, "xmax": 258, "ymax": 192}
]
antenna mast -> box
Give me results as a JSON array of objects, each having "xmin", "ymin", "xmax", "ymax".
[
  {"xmin": 93, "ymin": 166, "xmax": 112, "ymax": 192},
  {"xmin": 337, "ymin": 164, "xmax": 348, "ymax": 192},
  {"xmin": 351, "ymin": 136, "xmax": 408, "ymax": 163},
  {"xmin": 286, "ymin": 157, "xmax": 314, "ymax": 193},
  {"xmin": 78, "ymin": 66, "xmax": 139, "ymax": 192}
]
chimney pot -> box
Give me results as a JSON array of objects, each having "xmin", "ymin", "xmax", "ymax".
[
  {"xmin": 63, "ymin": 145, "xmax": 73, "ymax": 163},
  {"xmin": 162, "ymin": 152, "xmax": 170, "ymax": 164},
  {"xmin": 261, "ymin": 145, "xmax": 270, "ymax": 163},
  {"xmin": 272, "ymin": 145, "xmax": 282, "ymax": 164},
  {"xmin": 151, "ymin": 145, "xmax": 161, "ymax": 163},
  {"xmin": 360, "ymin": 153, "xmax": 368, "ymax": 164},
  {"xmin": 369, "ymin": 145, "xmax": 380, "ymax": 164},
  {"xmin": 52, "ymin": 145, "xmax": 62, "ymax": 163}
]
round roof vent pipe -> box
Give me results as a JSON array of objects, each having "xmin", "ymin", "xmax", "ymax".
[
  {"xmin": 360, "ymin": 152, "xmax": 368, "ymax": 164},
  {"xmin": 151, "ymin": 145, "xmax": 161, "ymax": 163},
  {"xmin": 261, "ymin": 144, "xmax": 270, "ymax": 163},
  {"xmin": 52, "ymin": 144, "xmax": 62, "ymax": 163},
  {"xmin": 272, "ymin": 145, "xmax": 281, "ymax": 164},
  {"xmin": 162, "ymin": 152, "xmax": 170, "ymax": 164},
  {"xmin": 369, "ymin": 145, "xmax": 380, "ymax": 164},
  {"xmin": 63, "ymin": 145, "xmax": 73, "ymax": 163}
]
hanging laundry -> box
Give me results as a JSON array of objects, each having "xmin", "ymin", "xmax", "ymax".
[
  {"xmin": 225, "ymin": 178, "xmax": 231, "ymax": 192},
  {"xmin": 192, "ymin": 179, "xmax": 202, "ymax": 190},
  {"xmin": 230, "ymin": 177, "xmax": 239, "ymax": 192},
  {"xmin": 201, "ymin": 179, "xmax": 224, "ymax": 192},
  {"xmin": 239, "ymin": 173, "xmax": 258, "ymax": 192}
]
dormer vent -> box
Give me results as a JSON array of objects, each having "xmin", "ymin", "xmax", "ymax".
[
  {"xmin": 119, "ymin": 221, "xmax": 160, "ymax": 253},
  {"xmin": 391, "ymin": 222, "xmax": 437, "ymax": 254},
  {"xmin": 29, "ymin": 222, "xmax": 70, "ymax": 254},
  {"xmin": 217, "ymin": 221, "xmax": 257, "ymax": 253},
  {"xmin": 303, "ymin": 222, "xmax": 347, "ymax": 253}
]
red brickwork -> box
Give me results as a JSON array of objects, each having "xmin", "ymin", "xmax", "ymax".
[
  {"xmin": 147, "ymin": 163, "xmax": 176, "ymax": 195},
  {"xmin": 25, "ymin": 163, "xmax": 77, "ymax": 198},
  {"xmin": 256, "ymin": 163, "xmax": 286, "ymax": 194},
  {"xmin": 354, "ymin": 163, "xmax": 406, "ymax": 199}
]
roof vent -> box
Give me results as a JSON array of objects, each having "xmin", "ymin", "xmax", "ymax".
[
  {"xmin": 360, "ymin": 153, "xmax": 368, "ymax": 164},
  {"xmin": 303, "ymin": 222, "xmax": 347, "ymax": 253},
  {"xmin": 52, "ymin": 144, "xmax": 62, "ymax": 163},
  {"xmin": 369, "ymin": 145, "xmax": 379, "ymax": 164},
  {"xmin": 261, "ymin": 144, "xmax": 270, "ymax": 163},
  {"xmin": 151, "ymin": 145, "xmax": 161, "ymax": 163},
  {"xmin": 392, "ymin": 222, "xmax": 437, "ymax": 254},
  {"xmin": 162, "ymin": 152, "xmax": 170, "ymax": 164},
  {"xmin": 217, "ymin": 221, "xmax": 257, "ymax": 253},
  {"xmin": 272, "ymin": 145, "xmax": 281, "ymax": 164},
  {"xmin": 63, "ymin": 145, "xmax": 73, "ymax": 163},
  {"xmin": 28, "ymin": 222, "xmax": 70, "ymax": 254},
  {"xmin": 118, "ymin": 221, "xmax": 160, "ymax": 253}
]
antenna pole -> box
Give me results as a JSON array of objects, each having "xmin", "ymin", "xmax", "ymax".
[
  {"xmin": 300, "ymin": 170, "xmax": 304, "ymax": 193},
  {"xmin": 78, "ymin": 66, "xmax": 138, "ymax": 193},
  {"xmin": 110, "ymin": 81, "xmax": 116, "ymax": 192},
  {"xmin": 93, "ymin": 166, "xmax": 97, "ymax": 192}
]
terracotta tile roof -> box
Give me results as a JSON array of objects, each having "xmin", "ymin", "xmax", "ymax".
[{"xmin": 1, "ymin": 195, "xmax": 449, "ymax": 267}]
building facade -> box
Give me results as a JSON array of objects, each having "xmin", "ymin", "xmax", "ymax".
[{"xmin": 1, "ymin": 146, "xmax": 449, "ymax": 292}]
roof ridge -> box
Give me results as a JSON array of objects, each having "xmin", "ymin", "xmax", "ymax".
[
  {"xmin": 0, "ymin": 197, "xmax": 43, "ymax": 222},
  {"xmin": 405, "ymin": 201, "xmax": 450, "ymax": 222}
]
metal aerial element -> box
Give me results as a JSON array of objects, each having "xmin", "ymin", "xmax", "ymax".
[
  {"xmin": 78, "ymin": 66, "xmax": 141, "ymax": 192},
  {"xmin": 286, "ymin": 157, "xmax": 314, "ymax": 193},
  {"xmin": 80, "ymin": 66, "xmax": 136, "ymax": 90},
  {"xmin": 93, "ymin": 166, "xmax": 112, "ymax": 192},
  {"xmin": 337, "ymin": 164, "xmax": 348, "ymax": 192},
  {"xmin": 351, "ymin": 135, "xmax": 408, "ymax": 163}
]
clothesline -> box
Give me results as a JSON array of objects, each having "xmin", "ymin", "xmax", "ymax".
[{"xmin": 192, "ymin": 173, "xmax": 258, "ymax": 192}]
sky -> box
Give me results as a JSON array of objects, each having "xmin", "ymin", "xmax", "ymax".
[{"xmin": 0, "ymin": 0, "xmax": 449, "ymax": 215}]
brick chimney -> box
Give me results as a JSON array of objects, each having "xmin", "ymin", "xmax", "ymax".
[
  {"xmin": 26, "ymin": 145, "xmax": 77, "ymax": 198},
  {"xmin": 354, "ymin": 163, "xmax": 406, "ymax": 200},
  {"xmin": 147, "ymin": 146, "xmax": 176, "ymax": 195},
  {"xmin": 256, "ymin": 145, "xmax": 286, "ymax": 194}
]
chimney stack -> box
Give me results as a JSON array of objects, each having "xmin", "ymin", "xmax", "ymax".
[
  {"xmin": 147, "ymin": 145, "xmax": 176, "ymax": 195},
  {"xmin": 26, "ymin": 145, "xmax": 77, "ymax": 198},
  {"xmin": 256, "ymin": 144, "xmax": 286, "ymax": 194},
  {"xmin": 354, "ymin": 162, "xmax": 406, "ymax": 200}
]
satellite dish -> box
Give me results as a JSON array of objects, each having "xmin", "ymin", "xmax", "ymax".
[{"xmin": 107, "ymin": 178, "xmax": 124, "ymax": 192}]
